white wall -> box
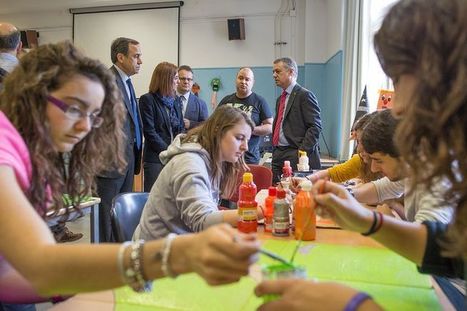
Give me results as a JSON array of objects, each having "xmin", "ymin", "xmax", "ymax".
[
  {"xmin": 0, "ymin": 0, "xmax": 347, "ymax": 93},
  {"xmin": 326, "ymin": 0, "xmax": 344, "ymax": 58},
  {"xmin": 305, "ymin": 0, "xmax": 343, "ymax": 63},
  {"xmin": 1, "ymin": 0, "xmax": 339, "ymax": 67},
  {"xmin": 180, "ymin": 0, "xmax": 307, "ymax": 67},
  {"xmin": 0, "ymin": 9, "xmax": 72, "ymax": 44}
]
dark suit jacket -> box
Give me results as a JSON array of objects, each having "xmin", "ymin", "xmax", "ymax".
[
  {"xmin": 99, "ymin": 66, "xmax": 143, "ymax": 177},
  {"xmin": 273, "ymin": 83, "xmax": 322, "ymax": 167},
  {"xmin": 139, "ymin": 92, "xmax": 184, "ymax": 163},
  {"xmin": 184, "ymin": 92, "xmax": 208, "ymax": 130}
]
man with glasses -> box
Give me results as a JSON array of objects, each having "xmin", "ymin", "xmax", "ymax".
[
  {"xmin": 96, "ymin": 37, "xmax": 143, "ymax": 242},
  {"xmin": 176, "ymin": 65, "xmax": 208, "ymax": 130}
]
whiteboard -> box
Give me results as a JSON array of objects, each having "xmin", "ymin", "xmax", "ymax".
[{"xmin": 73, "ymin": 8, "xmax": 179, "ymax": 97}]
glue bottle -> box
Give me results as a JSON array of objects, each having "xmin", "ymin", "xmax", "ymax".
[
  {"xmin": 237, "ymin": 172, "xmax": 258, "ymax": 233},
  {"xmin": 264, "ymin": 186, "xmax": 277, "ymax": 233},
  {"xmin": 280, "ymin": 161, "xmax": 293, "ymax": 191},
  {"xmin": 297, "ymin": 150, "xmax": 310, "ymax": 172},
  {"xmin": 293, "ymin": 180, "xmax": 316, "ymax": 241}
]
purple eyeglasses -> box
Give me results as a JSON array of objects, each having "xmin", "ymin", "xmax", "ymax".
[{"xmin": 47, "ymin": 95, "xmax": 103, "ymax": 128}]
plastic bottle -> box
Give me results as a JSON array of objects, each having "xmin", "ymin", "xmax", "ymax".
[
  {"xmin": 297, "ymin": 150, "xmax": 310, "ymax": 172},
  {"xmin": 237, "ymin": 172, "xmax": 258, "ymax": 233},
  {"xmin": 273, "ymin": 189, "xmax": 290, "ymax": 236},
  {"xmin": 293, "ymin": 180, "xmax": 316, "ymax": 241},
  {"xmin": 264, "ymin": 186, "xmax": 277, "ymax": 233},
  {"xmin": 280, "ymin": 161, "xmax": 293, "ymax": 191}
]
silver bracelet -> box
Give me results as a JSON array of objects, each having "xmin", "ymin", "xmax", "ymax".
[{"xmin": 161, "ymin": 233, "xmax": 178, "ymax": 278}]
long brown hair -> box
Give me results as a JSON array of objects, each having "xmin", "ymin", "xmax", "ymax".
[
  {"xmin": 148, "ymin": 61, "xmax": 178, "ymax": 97},
  {"xmin": 182, "ymin": 105, "xmax": 254, "ymax": 197},
  {"xmin": 375, "ymin": 0, "xmax": 467, "ymax": 258},
  {"xmin": 0, "ymin": 41, "xmax": 126, "ymax": 217}
]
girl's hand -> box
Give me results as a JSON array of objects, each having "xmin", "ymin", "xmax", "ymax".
[
  {"xmin": 311, "ymin": 180, "xmax": 374, "ymax": 234},
  {"xmin": 255, "ymin": 279, "xmax": 381, "ymax": 311},
  {"xmin": 181, "ymin": 224, "xmax": 259, "ymax": 285}
]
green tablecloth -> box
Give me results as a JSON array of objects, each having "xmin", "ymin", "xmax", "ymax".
[{"xmin": 115, "ymin": 240, "xmax": 440, "ymax": 311}]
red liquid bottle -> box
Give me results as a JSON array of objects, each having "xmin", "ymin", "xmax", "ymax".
[
  {"xmin": 264, "ymin": 186, "xmax": 277, "ymax": 233},
  {"xmin": 237, "ymin": 172, "xmax": 258, "ymax": 233}
]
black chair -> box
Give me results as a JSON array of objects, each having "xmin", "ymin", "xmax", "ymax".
[{"xmin": 110, "ymin": 192, "xmax": 149, "ymax": 242}]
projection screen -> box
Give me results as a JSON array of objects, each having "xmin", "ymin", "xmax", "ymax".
[{"xmin": 72, "ymin": 4, "xmax": 180, "ymax": 97}]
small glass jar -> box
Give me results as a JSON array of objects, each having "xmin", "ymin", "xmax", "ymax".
[{"xmin": 261, "ymin": 264, "xmax": 307, "ymax": 302}]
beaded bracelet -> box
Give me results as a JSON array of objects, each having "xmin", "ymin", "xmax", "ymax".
[
  {"xmin": 117, "ymin": 241, "xmax": 132, "ymax": 283},
  {"xmin": 161, "ymin": 233, "xmax": 178, "ymax": 278},
  {"xmin": 118, "ymin": 240, "xmax": 152, "ymax": 292},
  {"xmin": 343, "ymin": 292, "xmax": 372, "ymax": 311}
]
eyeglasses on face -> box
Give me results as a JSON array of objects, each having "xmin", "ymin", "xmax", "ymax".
[
  {"xmin": 179, "ymin": 77, "xmax": 193, "ymax": 82},
  {"xmin": 47, "ymin": 95, "xmax": 104, "ymax": 128}
]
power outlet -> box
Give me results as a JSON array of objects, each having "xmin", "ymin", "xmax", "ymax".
[{"xmin": 289, "ymin": 9, "xmax": 296, "ymax": 17}]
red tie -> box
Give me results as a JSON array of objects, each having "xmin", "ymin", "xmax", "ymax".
[{"xmin": 272, "ymin": 90, "xmax": 288, "ymax": 146}]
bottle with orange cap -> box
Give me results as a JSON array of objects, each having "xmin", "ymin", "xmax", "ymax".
[
  {"xmin": 293, "ymin": 180, "xmax": 316, "ymax": 241},
  {"xmin": 237, "ymin": 172, "xmax": 258, "ymax": 233}
]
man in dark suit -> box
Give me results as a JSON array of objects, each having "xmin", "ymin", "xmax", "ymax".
[
  {"xmin": 176, "ymin": 65, "xmax": 208, "ymax": 130},
  {"xmin": 271, "ymin": 57, "xmax": 322, "ymax": 183},
  {"xmin": 96, "ymin": 37, "xmax": 143, "ymax": 242}
]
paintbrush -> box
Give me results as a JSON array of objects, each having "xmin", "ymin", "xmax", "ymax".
[{"xmin": 259, "ymin": 248, "xmax": 293, "ymax": 266}]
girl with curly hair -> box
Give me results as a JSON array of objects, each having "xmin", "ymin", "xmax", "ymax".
[{"xmin": 0, "ymin": 41, "xmax": 258, "ymax": 304}]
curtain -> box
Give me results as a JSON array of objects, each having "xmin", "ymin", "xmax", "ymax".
[{"xmin": 339, "ymin": 0, "xmax": 364, "ymax": 160}]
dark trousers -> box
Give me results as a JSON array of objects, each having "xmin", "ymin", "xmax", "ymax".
[
  {"xmin": 271, "ymin": 146, "xmax": 300, "ymax": 184},
  {"xmin": 96, "ymin": 159, "xmax": 135, "ymax": 243},
  {"xmin": 272, "ymin": 146, "xmax": 321, "ymax": 183},
  {"xmin": 143, "ymin": 162, "xmax": 163, "ymax": 192}
]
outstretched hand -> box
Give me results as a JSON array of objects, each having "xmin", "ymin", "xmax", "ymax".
[
  {"xmin": 185, "ymin": 224, "xmax": 259, "ymax": 285},
  {"xmin": 255, "ymin": 279, "xmax": 380, "ymax": 311}
]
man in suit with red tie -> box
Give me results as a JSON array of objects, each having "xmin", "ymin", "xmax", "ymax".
[
  {"xmin": 271, "ymin": 57, "xmax": 322, "ymax": 183},
  {"xmin": 96, "ymin": 37, "xmax": 143, "ymax": 242}
]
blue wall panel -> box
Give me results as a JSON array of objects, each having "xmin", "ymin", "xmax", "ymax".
[{"xmin": 192, "ymin": 52, "xmax": 343, "ymax": 158}]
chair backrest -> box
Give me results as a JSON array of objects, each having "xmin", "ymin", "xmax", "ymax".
[
  {"xmin": 229, "ymin": 164, "xmax": 273, "ymax": 203},
  {"xmin": 111, "ymin": 192, "xmax": 149, "ymax": 242}
]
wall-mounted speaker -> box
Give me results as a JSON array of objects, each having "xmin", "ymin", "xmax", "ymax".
[
  {"xmin": 227, "ymin": 18, "xmax": 245, "ymax": 40},
  {"xmin": 20, "ymin": 30, "xmax": 39, "ymax": 49}
]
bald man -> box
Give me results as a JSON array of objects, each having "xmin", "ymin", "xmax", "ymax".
[
  {"xmin": 0, "ymin": 22, "xmax": 22, "ymax": 74},
  {"xmin": 218, "ymin": 67, "xmax": 273, "ymax": 164}
]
